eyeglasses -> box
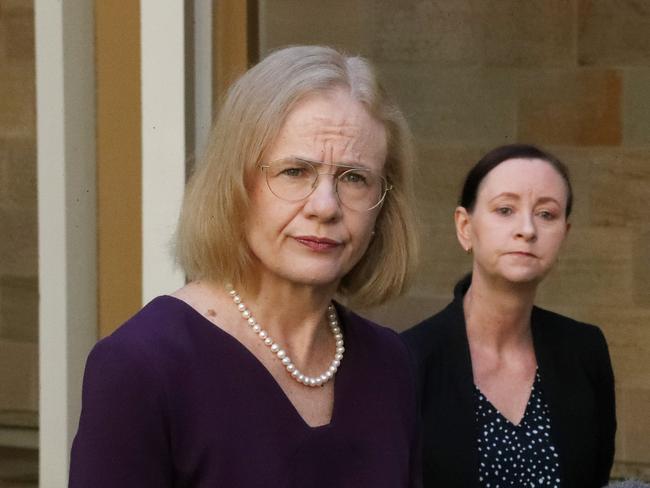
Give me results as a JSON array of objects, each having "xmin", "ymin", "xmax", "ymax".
[{"xmin": 259, "ymin": 156, "xmax": 392, "ymax": 212}]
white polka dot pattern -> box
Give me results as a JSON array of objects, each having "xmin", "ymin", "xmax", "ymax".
[{"xmin": 474, "ymin": 371, "xmax": 561, "ymax": 488}]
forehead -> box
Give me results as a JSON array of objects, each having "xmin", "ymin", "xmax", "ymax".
[
  {"xmin": 479, "ymin": 158, "xmax": 569, "ymax": 200},
  {"xmin": 268, "ymin": 89, "xmax": 387, "ymax": 169}
]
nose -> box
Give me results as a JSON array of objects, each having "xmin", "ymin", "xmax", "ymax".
[
  {"xmin": 303, "ymin": 174, "xmax": 342, "ymax": 221},
  {"xmin": 516, "ymin": 212, "xmax": 537, "ymax": 241}
]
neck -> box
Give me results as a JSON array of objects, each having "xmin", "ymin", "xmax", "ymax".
[
  {"xmin": 231, "ymin": 274, "xmax": 338, "ymax": 365},
  {"xmin": 463, "ymin": 269, "xmax": 537, "ymax": 351}
]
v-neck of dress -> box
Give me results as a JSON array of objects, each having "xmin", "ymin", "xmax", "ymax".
[
  {"xmin": 163, "ymin": 295, "xmax": 342, "ymax": 431},
  {"xmin": 474, "ymin": 371, "xmax": 540, "ymax": 428}
]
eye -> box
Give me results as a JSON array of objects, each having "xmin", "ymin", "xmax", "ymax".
[
  {"xmin": 339, "ymin": 170, "xmax": 369, "ymax": 186},
  {"xmin": 537, "ymin": 210, "xmax": 556, "ymax": 220},
  {"xmin": 496, "ymin": 207, "xmax": 512, "ymax": 216},
  {"xmin": 281, "ymin": 167, "xmax": 307, "ymax": 177}
]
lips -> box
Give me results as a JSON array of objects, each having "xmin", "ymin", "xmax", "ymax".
[
  {"xmin": 507, "ymin": 251, "xmax": 537, "ymax": 258},
  {"xmin": 293, "ymin": 235, "xmax": 342, "ymax": 251}
]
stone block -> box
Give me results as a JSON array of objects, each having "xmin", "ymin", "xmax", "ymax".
[
  {"xmin": 579, "ymin": 0, "xmax": 650, "ymax": 66},
  {"xmin": 0, "ymin": 64, "xmax": 35, "ymax": 138},
  {"xmin": 618, "ymin": 387, "xmax": 650, "ymax": 464},
  {"xmin": 589, "ymin": 149, "xmax": 650, "ymax": 227},
  {"xmin": 414, "ymin": 144, "xmax": 488, "ymax": 226},
  {"xmin": 4, "ymin": 8, "xmax": 33, "ymax": 63},
  {"xmin": 258, "ymin": 0, "xmax": 368, "ymax": 55},
  {"xmin": 0, "ymin": 340, "xmax": 38, "ymax": 412},
  {"xmin": 0, "ymin": 207, "xmax": 37, "ymax": 277},
  {"xmin": 536, "ymin": 225, "xmax": 634, "ymax": 309},
  {"xmin": 0, "ymin": 137, "xmax": 36, "ymax": 209},
  {"xmin": 0, "ymin": 0, "xmax": 33, "ymax": 14},
  {"xmin": 0, "ymin": 275, "xmax": 37, "ymax": 343},
  {"xmin": 623, "ymin": 69, "xmax": 650, "ymax": 146},
  {"xmin": 379, "ymin": 64, "xmax": 517, "ymax": 144},
  {"xmin": 368, "ymin": 0, "xmax": 574, "ymax": 67},
  {"xmin": 517, "ymin": 69, "xmax": 622, "ymax": 146}
]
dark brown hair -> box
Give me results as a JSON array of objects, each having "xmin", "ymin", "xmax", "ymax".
[{"xmin": 459, "ymin": 144, "xmax": 573, "ymax": 217}]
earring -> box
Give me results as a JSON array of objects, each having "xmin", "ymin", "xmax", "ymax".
[{"xmin": 466, "ymin": 247, "xmax": 472, "ymax": 255}]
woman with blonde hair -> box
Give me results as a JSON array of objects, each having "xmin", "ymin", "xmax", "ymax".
[{"xmin": 70, "ymin": 45, "xmax": 420, "ymax": 487}]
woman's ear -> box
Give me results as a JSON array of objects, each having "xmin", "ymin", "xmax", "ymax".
[{"xmin": 454, "ymin": 206, "xmax": 473, "ymax": 253}]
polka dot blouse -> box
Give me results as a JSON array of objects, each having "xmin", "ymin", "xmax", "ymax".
[{"xmin": 474, "ymin": 371, "xmax": 561, "ymax": 488}]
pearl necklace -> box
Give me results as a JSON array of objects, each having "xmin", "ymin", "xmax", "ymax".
[{"xmin": 226, "ymin": 286, "xmax": 344, "ymax": 387}]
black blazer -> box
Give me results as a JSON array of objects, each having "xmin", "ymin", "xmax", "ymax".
[{"xmin": 402, "ymin": 279, "xmax": 616, "ymax": 488}]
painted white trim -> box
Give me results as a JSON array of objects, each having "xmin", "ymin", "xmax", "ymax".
[
  {"xmin": 35, "ymin": 0, "xmax": 97, "ymax": 486},
  {"xmin": 141, "ymin": 0, "xmax": 187, "ymax": 303},
  {"xmin": 194, "ymin": 0, "xmax": 213, "ymax": 159}
]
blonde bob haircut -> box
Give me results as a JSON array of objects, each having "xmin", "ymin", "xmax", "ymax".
[{"xmin": 175, "ymin": 45, "xmax": 418, "ymax": 307}]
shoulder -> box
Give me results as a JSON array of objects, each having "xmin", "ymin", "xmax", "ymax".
[
  {"xmin": 532, "ymin": 306, "xmax": 611, "ymax": 365},
  {"xmin": 400, "ymin": 299, "xmax": 462, "ymax": 363},
  {"xmin": 533, "ymin": 306, "xmax": 608, "ymax": 346},
  {"xmin": 87, "ymin": 296, "xmax": 209, "ymax": 376}
]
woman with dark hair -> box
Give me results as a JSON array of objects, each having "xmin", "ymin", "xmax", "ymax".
[{"xmin": 402, "ymin": 144, "xmax": 616, "ymax": 488}]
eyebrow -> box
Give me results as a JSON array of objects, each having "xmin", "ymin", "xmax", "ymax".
[
  {"xmin": 489, "ymin": 192, "xmax": 562, "ymax": 206},
  {"xmin": 294, "ymin": 155, "xmax": 371, "ymax": 171}
]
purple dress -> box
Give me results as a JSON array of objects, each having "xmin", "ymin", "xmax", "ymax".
[{"xmin": 69, "ymin": 296, "xmax": 420, "ymax": 487}]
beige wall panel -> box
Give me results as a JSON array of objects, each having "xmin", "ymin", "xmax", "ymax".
[
  {"xmin": 579, "ymin": 0, "xmax": 650, "ymax": 66},
  {"xmin": 96, "ymin": 0, "xmax": 142, "ymax": 337},
  {"xmin": 624, "ymin": 69, "xmax": 650, "ymax": 147},
  {"xmin": 517, "ymin": 69, "xmax": 622, "ymax": 146}
]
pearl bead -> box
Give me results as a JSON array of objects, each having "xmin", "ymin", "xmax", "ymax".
[{"xmin": 227, "ymin": 286, "xmax": 343, "ymax": 388}]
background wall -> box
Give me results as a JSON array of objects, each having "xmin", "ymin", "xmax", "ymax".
[
  {"xmin": 260, "ymin": 0, "xmax": 650, "ymax": 480},
  {"xmin": 0, "ymin": 0, "xmax": 38, "ymax": 485}
]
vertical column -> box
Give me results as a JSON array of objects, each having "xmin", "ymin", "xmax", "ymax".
[
  {"xmin": 96, "ymin": 1, "xmax": 142, "ymax": 337},
  {"xmin": 141, "ymin": 1, "xmax": 187, "ymax": 303},
  {"xmin": 35, "ymin": 0, "xmax": 97, "ymax": 485}
]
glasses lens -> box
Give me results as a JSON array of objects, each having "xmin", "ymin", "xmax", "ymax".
[
  {"xmin": 337, "ymin": 168, "xmax": 386, "ymax": 211},
  {"xmin": 265, "ymin": 158, "xmax": 317, "ymax": 202}
]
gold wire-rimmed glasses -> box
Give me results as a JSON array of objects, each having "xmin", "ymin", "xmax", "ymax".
[{"xmin": 259, "ymin": 156, "xmax": 392, "ymax": 212}]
